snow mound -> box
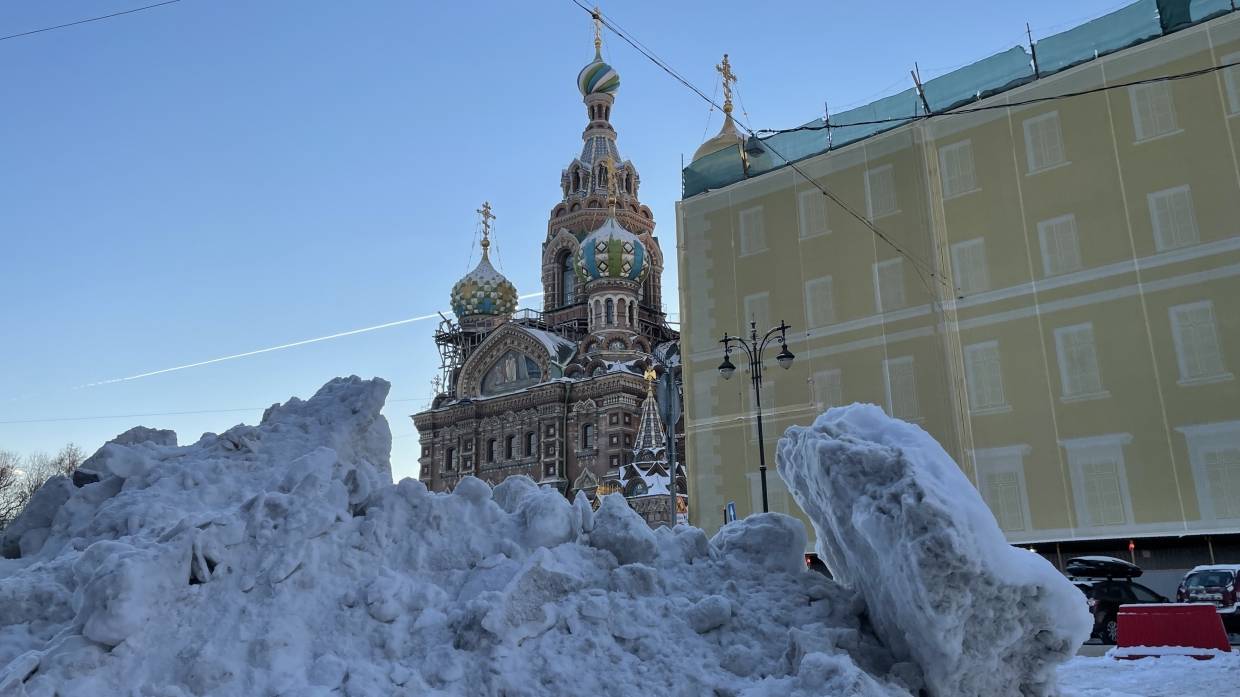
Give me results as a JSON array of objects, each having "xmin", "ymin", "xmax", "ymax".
[
  {"xmin": 777, "ymin": 403, "xmax": 1092, "ymax": 697},
  {"xmin": 0, "ymin": 378, "xmax": 920, "ymax": 697}
]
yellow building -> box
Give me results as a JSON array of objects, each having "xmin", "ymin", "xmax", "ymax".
[{"xmin": 676, "ymin": 3, "xmax": 1240, "ymax": 574}]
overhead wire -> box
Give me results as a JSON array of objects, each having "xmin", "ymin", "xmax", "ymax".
[{"xmin": 0, "ymin": 0, "xmax": 183, "ymax": 42}]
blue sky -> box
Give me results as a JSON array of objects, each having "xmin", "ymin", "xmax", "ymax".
[{"xmin": 0, "ymin": 0, "xmax": 1123, "ymax": 480}]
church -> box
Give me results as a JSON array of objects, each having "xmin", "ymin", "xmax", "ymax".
[{"xmin": 412, "ymin": 16, "xmax": 685, "ymax": 527}]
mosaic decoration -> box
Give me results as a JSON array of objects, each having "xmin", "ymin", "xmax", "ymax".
[
  {"xmin": 576, "ymin": 217, "xmax": 647, "ymax": 284},
  {"xmin": 578, "ymin": 58, "xmax": 620, "ymax": 97},
  {"xmin": 450, "ymin": 253, "xmax": 518, "ymax": 318}
]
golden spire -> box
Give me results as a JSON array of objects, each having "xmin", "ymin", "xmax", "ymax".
[
  {"xmin": 477, "ymin": 201, "xmax": 496, "ymax": 257},
  {"xmin": 592, "ymin": 6, "xmax": 603, "ymax": 58},
  {"xmin": 602, "ymin": 155, "xmax": 619, "ymax": 216},
  {"xmin": 716, "ymin": 53, "xmax": 737, "ymax": 116}
]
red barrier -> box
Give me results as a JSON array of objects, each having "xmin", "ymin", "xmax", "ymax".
[{"xmin": 1113, "ymin": 603, "xmax": 1231, "ymax": 660}]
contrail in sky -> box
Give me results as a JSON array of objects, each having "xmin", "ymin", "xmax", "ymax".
[{"xmin": 71, "ymin": 293, "xmax": 546, "ymax": 390}]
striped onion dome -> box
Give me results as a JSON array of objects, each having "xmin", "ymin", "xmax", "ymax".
[
  {"xmin": 577, "ymin": 49, "xmax": 620, "ymax": 97},
  {"xmin": 576, "ymin": 216, "xmax": 647, "ymax": 284}
]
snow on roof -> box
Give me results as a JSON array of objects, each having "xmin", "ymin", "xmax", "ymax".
[{"xmin": 512, "ymin": 324, "xmax": 576, "ymax": 367}]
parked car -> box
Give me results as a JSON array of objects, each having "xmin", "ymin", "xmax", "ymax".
[
  {"xmin": 1067, "ymin": 556, "xmax": 1169, "ymax": 644},
  {"xmin": 1177, "ymin": 564, "xmax": 1240, "ymax": 629}
]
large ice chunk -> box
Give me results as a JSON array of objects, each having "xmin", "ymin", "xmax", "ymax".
[{"xmin": 777, "ymin": 404, "xmax": 1091, "ymax": 697}]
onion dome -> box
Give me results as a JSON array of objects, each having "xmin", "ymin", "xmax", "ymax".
[
  {"xmin": 450, "ymin": 202, "xmax": 518, "ymax": 319},
  {"xmin": 576, "ymin": 216, "xmax": 647, "ymax": 284},
  {"xmin": 692, "ymin": 114, "xmax": 743, "ymax": 162},
  {"xmin": 578, "ymin": 50, "xmax": 620, "ymax": 97}
]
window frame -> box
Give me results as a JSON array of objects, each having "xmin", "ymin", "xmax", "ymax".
[
  {"xmin": 963, "ymin": 340, "xmax": 1009, "ymax": 414},
  {"xmin": 1022, "ymin": 111, "xmax": 1067, "ymax": 174},
  {"xmin": 872, "ymin": 257, "xmax": 906, "ymax": 312},
  {"xmin": 938, "ymin": 139, "xmax": 978, "ymax": 199},
  {"xmin": 797, "ymin": 189, "xmax": 830, "ymax": 239},
  {"xmin": 1037, "ymin": 214, "xmax": 1083, "ymax": 277},
  {"xmin": 804, "ymin": 275, "xmax": 836, "ymax": 328},
  {"xmin": 950, "ymin": 237, "xmax": 990, "ymax": 295},
  {"xmin": 1062, "ymin": 434, "xmax": 1134, "ymax": 528},
  {"xmin": 1054, "ymin": 322, "xmax": 1108, "ymax": 401},
  {"xmin": 738, "ymin": 205, "xmax": 768, "ymax": 256},
  {"xmin": 882, "ymin": 355, "xmax": 920, "ymax": 421},
  {"xmin": 1129, "ymin": 82, "xmax": 1179, "ymax": 142},
  {"xmin": 864, "ymin": 164, "xmax": 899, "ymax": 220},
  {"xmin": 1147, "ymin": 185, "xmax": 1199, "ymax": 252},
  {"xmin": 1169, "ymin": 300, "xmax": 1231, "ymax": 385}
]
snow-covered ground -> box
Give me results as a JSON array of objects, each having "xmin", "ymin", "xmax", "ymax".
[
  {"xmin": 1059, "ymin": 654, "xmax": 1240, "ymax": 696},
  {"xmin": 0, "ymin": 378, "xmax": 1227, "ymax": 696}
]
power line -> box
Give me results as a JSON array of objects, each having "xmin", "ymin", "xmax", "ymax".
[{"xmin": 0, "ymin": 0, "xmax": 183, "ymax": 43}]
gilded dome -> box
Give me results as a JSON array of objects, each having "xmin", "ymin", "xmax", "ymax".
[
  {"xmin": 692, "ymin": 114, "xmax": 743, "ymax": 162},
  {"xmin": 450, "ymin": 249, "xmax": 518, "ymax": 319},
  {"xmin": 576, "ymin": 216, "xmax": 647, "ymax": 284},
  {"xmin": 578, "ymin": 51, "xmax": 620, "ymax": 97}
]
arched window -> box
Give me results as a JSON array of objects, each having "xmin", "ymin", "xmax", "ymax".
[
  {"xmin": 445, "ymin": 447, "xmax": 455, "ymax": 471},
  {"xmin": 505, "ymin": 435, "xmax": 515, "ymax": 460},
  {"xmin": 571, "ymin": 169, "xmax": 580, "ymax": 191},
  {"xmin": 628, "ymin": 303, "xmax": 635, "ymax": 327},
  {"xmin": 617, "ymin": 298, "xmax": 627, "ymax": 326},
  {"xmin": 626, "ymin": 172, "xmax": 634, "ymax": 193},
  {"xmin": 605, "ymin": 298, "xmax": 614, "ymax": 325},
  {"xmin": 487, "ymin": 439, "xmax": 496, "ymax": 463},
  {"xmin": 582, "ymin": 423, "xmax": 594, "ymax": 449},
  {"xmin": 560, "ymin": 252, "xmax": 575, "ymax": 305},
  {"xmin": 593, "ymin": 299, "xmax": 602, "ymax": 327},
  {"xmin": 525, "ymin": 432, "xmax": 536, "ymax": 457}
]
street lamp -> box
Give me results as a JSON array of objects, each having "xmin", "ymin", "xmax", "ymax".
[{"xmin": 719, "ymin": 319, "xmax": 794, "ymax": 513}]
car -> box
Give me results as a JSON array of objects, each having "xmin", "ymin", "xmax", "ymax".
[
  {"xmin": 1177, "ymin": 564, "xmax": 1240, "ymax": 629},
  {"xmin": 1066, "ymin": 556, "xmax": 1169, "ymax": 644}
]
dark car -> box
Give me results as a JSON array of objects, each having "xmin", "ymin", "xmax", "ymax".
[{"xmin": 1067, "ymin": 556, "xmax": 1169, "ymax": 644}]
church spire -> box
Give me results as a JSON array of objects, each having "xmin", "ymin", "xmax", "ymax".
[{"xmin": 477, "ymin": 200, "xmax": 496, "ymax": 259}]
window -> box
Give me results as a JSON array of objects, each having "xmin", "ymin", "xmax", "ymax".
[
  {"xmin": 1037, "ymin": 215, "xmax": 1082, "ymax": 276},
  {"xmin": 445, "ymin": 447, "xmax": 456, "ymax": 472},
  {"xmin": 950, "ymin": 238, "xmax": 989, "ymax": 294},
  {"xmin": 609, "ymin": 412, "xmax": 620, "ymax": 425},
  {"xmin": 487, "ymin": 439, "xmax": 497, "ymax": 463},
  {"xmin": 609, "ymin": 454, "xmax": 620, "ymax": 468},
  {"xmin": 1170, "ymin": 301, "xmax": 1229, "ymax": 384},
  {"xmin": 1063, "ymin": 434, "xmax": 1133, "ymax": 527},
  {"xmin": 524, "ymin": 432, "xmax": 536, "ymax": 457},
  {"xmin": 883, "ymin": 356, "xmax": 919, "ymax": 420},
  {"xmin": 1130, "ymin": 83, "xmax": 1178, "ymax": 141},
  {"xmin": 798, "ymin": 189, "xmax": 829, "ymax": 238},
  {"xmin": 1023, "ymin": 111, "xmax": 1066, "ymax": 173},
  {"xmin": 864, "ymin": 165, "xmax": 898, "ymax": 219},
  {"xmin": 605, "ymin": 298, "xmax": 615, "ymax": 325},
  {"xmin": 581, "ymin": 423, "xmax": 594, "ymax": 449},
  {"xmin": 938, "ymin": 140, "xmax": 977, "ymax": 198},
  {"xmin": 964, "ymin": 341, "xmax": 1008, "ymax": 413},
  {"xmin": 560, "ymin": 252, "xmax": 575, "ymax": 305},
  {"xmin": 739, "ymin": 206, "xmax": 767, "ymax": 255},
  {"xmin": 1224, "ymin": 52, "xmax": 1240, "ymax": 115},
  {"xmin": 1148, "ymin": 185, "xmax": 1199, "ymax": 251},
  {"xmin": 973, "ymin": 446, "xmax": 1032, "ymax": 532},
  {"xmin": 628, "ymin": 303, "xmax": 635, "ymax": 327},
  {"xmin": 1179, "ymin": 422, "xmax": 1240, "ymax": 520},
  {"xmin": 805, "ymin": 276, "xmax": 836, "ymax": 327},
  {"xmin": 812, "ymin": 369, "xmax": 842, "ymax": 410},
  {"xmin": 1054, "ymin": 323, "xmax": 1105, "ymax": 400},
  {"xmin": 609, "ymin": 433, "xmax": 620, "ymax": 447},
  {"xmin": 623, "ymin": 413, "xmax": 632, "ymax": 425},
  {"xmin": 505, "ymin": 435, "xmax": 515, "ymax": 460},
  {"xmin": 742, "ymin": 292, "xmax": 771, "ymax": 332},
  {"xmin": 873, "ymin": 258, "xmax": 906, "ymax": 312}
]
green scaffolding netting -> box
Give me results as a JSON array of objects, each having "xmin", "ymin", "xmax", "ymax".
[{"xmin": 682, "ymin": 0, "xmax": 1236, "ymax": 199}]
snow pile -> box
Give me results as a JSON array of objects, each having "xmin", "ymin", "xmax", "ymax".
[
  {"xmin": 0, "ymin": 378, "xmax": 924, "ymax": 697},
  {"xmin": 777, "ymin": 404, "xmax": 1092, "ymax": 697}
]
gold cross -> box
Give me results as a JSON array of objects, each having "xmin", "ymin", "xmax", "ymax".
[
  {"xmin": 477, "ymin": 201, "xmax": 495, "ymax": 249},
  {"xmin": 716, "ymin": 53, "xmax": 737, "ymax": 115},
  {"xmin": 592, "ymin": 6, "xmax": 603, "ymax": 55}
]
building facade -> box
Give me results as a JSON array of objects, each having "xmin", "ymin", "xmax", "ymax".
[
  {"xmin": 677, "ymin": 6, "xmax": 1240, "ymax": 575},
  {"xmin": 413, "ymin": 24, "xmax": 684, "ymax": 523}
]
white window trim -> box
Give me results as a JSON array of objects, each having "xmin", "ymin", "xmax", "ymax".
[
  {"xmin": 872, "ymin": 257, "xmax": 906, "ymax": 313},
  {"xmin": 883, "ymin": 355, "xmax": 920, "ymax": 422},
  {"xmin": 812, "ymin": 368, "xmax": 843, "ymax": 411},
  {"xmin": 950, "ymin": 237, "xmax": 990, "ymax": 295},
  {"xmin": 972, "ymin": 444, "xmax": 1033, "ymax": 532},
  {"xmin": 742, "ymin": 291, "xmax": 771, "ymax": 332},
  {"xmin": 1147, "ymin": 185, "xmax": 1199, "ymax": 252},
  {"xmin": 1036, "ymin": 214, "xmax": 1083, "ymax": 277},
  {"xmin": 1053, "ymin": 323, "xmax": 1110, "ymax": 402},
  {"xmin": 963, "ymin": 340, "xmax": 1010, "ymax": 415},
  {"xmin": 1169, "ymin": 300, "xmax": 1233, "ymax": 386},
  {"xmin": 1129, "ymin": 83, "xmax": 1182, "ymax": 144},
  {"xmin": 1022, "ymin": 111, "xmax": 1069, "ymax": 175},
  {"xmin": 738, "ymin": 205, "xmax": 767, "ymax": 257},
  {"xmin": 1177, "ymin": 421, "xmax": 1240, "ymax": 521},
  {"xmin": 797, "ymin": 189, "xmax": 831, "ymax": 239},
  {"xmin": 1061, "ymin": 433, "xmax": 1135, "ymax": 528},
  {"xmin": 805, "ymin": 275, "xmax": 836, "ymax": 328},
  {"xmin": 938, "ymin": 140, "xmax": 980, "ymax": 200},
  {"xmin": 864, "ymin": 164, "xmax": 899, "ymax": 220}
]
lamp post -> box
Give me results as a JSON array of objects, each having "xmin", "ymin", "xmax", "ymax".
[{"xmin": 719, "ymin": 320, "xmax": 795, "ymax": 513}]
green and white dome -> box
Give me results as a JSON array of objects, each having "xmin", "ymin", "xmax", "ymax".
[
  {"xmin": 450, "ymin": 246, "xmax": 518, "ymax": 319},
  {"xmin": 578, "ymin": 50, "xmax": 620, "ymax": 97},
  {"xmin": 576, "ymin": 216, "xmax": 647, "ymax": 284}
]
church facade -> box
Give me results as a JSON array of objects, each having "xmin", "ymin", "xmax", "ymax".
[{"xmin": 412, "ymin": 23, "xmax": 685, "ymax": 526}]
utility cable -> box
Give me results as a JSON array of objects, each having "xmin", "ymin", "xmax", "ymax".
[{"xmin": 0, "ymin": 0, "xmax": 183, "ymax": 42}]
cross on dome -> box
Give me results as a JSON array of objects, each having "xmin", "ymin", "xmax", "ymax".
[
  {"xmin": 477, "ymin": 201, "xmax": 496, "ymax": 253},
  {"xmin": 716, "ymin": 54, "xmax": 737, "ymax": 116}
]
